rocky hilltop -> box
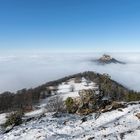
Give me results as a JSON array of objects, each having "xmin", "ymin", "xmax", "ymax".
[
  {"xmin": 0, "ymin": 71, "xmax": 140, "ymax": 140},
  {"xmin": 0, "ymin": 71, "xmax": 139, "ymax": 114},
  {"xmin": 93, "ymin": 54, "xmax": 126, "ymax": 65}
]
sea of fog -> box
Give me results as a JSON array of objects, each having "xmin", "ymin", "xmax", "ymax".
[{"xmin": 0, "ymin": 52, "xmax": 140, "ymax": 93}]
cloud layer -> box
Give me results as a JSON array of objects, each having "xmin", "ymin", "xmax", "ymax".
[{"xmin": 0, "ymin": 52, "xmax": 140, "ymax": 93}]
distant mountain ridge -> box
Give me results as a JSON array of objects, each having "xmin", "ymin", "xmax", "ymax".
[{"xmin": 93, "ymin": 54, "xmax": 126, "ymax": 65}]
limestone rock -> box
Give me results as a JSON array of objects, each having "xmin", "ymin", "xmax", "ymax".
[{"xmin": 135, "ymin": 113, "xmax": 140, "ymax": 119}]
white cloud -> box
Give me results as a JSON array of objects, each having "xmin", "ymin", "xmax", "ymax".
[{"xmin": 0, "ymin": 52, "xmax": 140, "ymax": 92}]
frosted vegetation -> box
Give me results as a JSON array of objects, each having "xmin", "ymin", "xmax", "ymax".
[{"xmin": 0, "ymin": 75, "xmax": 140, "ymax": 140}]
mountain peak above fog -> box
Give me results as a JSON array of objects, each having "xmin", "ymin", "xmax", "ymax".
[
  {"xmin": 100, "ymin": 54, "xmax": 112, "ymax": 61},
  {"xmin": 93, "ymin": 54, "xmax": 126, "ymax": 65}
]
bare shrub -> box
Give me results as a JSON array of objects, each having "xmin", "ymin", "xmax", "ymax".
[
  {"xmin": 70, "ymin": 85, "xmax": 75, "ymax": 92},
  {"xmin": 2, "ymin": 110, "xmax": 24, "ymax": 128},
  {"xmin": 45, "ymin": 96, "xmax": 65, "ymax": 112},
  {"xmin": 65, "ymin": 97, "xmax": 78, "ymax": 113}
]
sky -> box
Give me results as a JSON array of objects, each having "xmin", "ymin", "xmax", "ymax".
[{"xmin": 0, "ymin": 0, "xmax": 140, "ymax": 52}]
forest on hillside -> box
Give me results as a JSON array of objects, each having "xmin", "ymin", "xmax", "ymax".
[{"xmin": 0, "ymin": 71, "xmax": 140, "ymax": 113}]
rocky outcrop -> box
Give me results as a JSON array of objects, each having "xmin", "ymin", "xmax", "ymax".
[
  {"xmin": 135, "ymin": 113, "xmax": 140, "ymax": 119},
  {"xmin": 78, "ymin": 89, "xmax": 96, "ymax": 103},
  {"xmin": 76, "ymin": 89, "xmax": 97, "ymax": 115},
  {"xmin": 93, "ymin": 54, "xmax": 126, "ymax": 65},
  {"xmin": 74, "ymin": 89, "xmax": 127, "ymax": 115},
  {"xmin": 101, "ymin": 101, "xmax": 126, "ymax": 113}
]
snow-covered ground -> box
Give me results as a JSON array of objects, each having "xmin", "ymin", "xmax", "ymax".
[
  {"xmin": 57, "ymin": 78, "xmax": 98, "ymax": 100},
  {"xmin": 0, "ymin": 78, "xmax": 140, "ymax": 140},
  {"xmin": 0, "ymin": 113, "xmax": 7, "ymax": 125},
  {"xmin": 40, "ymin": 78, "xmax": 99, "ymax": 108},
  {"xmin": 0, "ymin": 103, "xmax": 140, "ymax": 140}
]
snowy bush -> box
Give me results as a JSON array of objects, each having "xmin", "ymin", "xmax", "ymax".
[
  {"xmin": 45, "ymin": 96, "xmax": 65, "ymax": 112},
  {"xmin": 2, "ymin": 111, "xmax": 24, "ymax": 128},
  {"xmin": 65, "ymin": 97, "xmax": 77, "ymax": 113},
  {"xmin": 69, "ymin": 85, "xmax": 75, "ymax": 92}
]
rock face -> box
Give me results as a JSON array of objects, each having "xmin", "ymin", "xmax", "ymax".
[
  {"xmin": 100, "ymin": 54, "xmax": 112, "ymax": 61},
  {"xmin": 75, "ymin": 89, "xmax": 127, "ymax": 115},
  {"xmin": 135, "ymin": 113, "xmax": 140, "ymax": 119},
  {"xmin": 93, "ymin": 54, "xmax": 125, "ymax": 65},
  {"xmin": 76, "ymin": 89, "xmax": 112, "ymax": 115},
  {"xmin": 101, "ymin": 101, "xmax": 126, "ymax": 113},
  {"xmin": 76, "ymin": 89, "xmax": 97, "ymax": 115}
]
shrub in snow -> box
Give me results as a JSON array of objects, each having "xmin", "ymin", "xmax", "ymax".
[
  {"xmin": 76, "ymin": 105, "xmax": 93, "ymax": 115},
  {"xmin": 65, "ymin": 97, "xmax": 77, "ymax": 113},
  {"xmin": 45, "ymin": 96, "xmax": 65, "ymax": 112},
  {"xmin": 2, "ymin": 110, "xmax": 24, "ymax": 128},
  {"xmin": 74, "ymin": 77, "xmax": 81, "ymax": 83},
  {"xmin": 69, "ymin": 85, "xmax": 75, "ymax": 92}
]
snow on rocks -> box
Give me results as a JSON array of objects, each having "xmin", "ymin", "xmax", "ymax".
[
  {"xmin": 0, "ymin": 113, "xmax": 7, "ymax": 125},
  {"xmin": 0, "ymin": 113, "xmax": 7, "ymax": 134},
  {"xmin": 0, "ymin": 78, "xmax": 140, "ymax": 140},
  {"xmin": 25, "ymin": 108, "xmax": 45, "ymax": 118},
  {"xmin": 135, "ymin": 113, "xmax": 140, "ymax": 119},
  {"xmin": 0, "ymin": 103, "xmax": 140, "ymax": 140}
]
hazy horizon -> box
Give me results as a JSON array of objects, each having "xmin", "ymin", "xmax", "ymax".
[
  {"xmin": 0, "ymin": 1, "xmax": 140, "ymax": 93},
  {"xmin": 0, "ymin": 52, "xmax": 140, "ymax": 93}
]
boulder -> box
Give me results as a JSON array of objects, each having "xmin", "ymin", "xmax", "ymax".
[
  {"xmin": 111, "ymin": 101, "xmax": 126, "ymax": 109},
  {"xmin": 135, "ymin": 113, "xmax": 140, "ymax": 119},
  {"xmin": 81, "ymin": 117, "xmax": 87, "ymax": 123},
  {"xmin": 101, "ymin": 102, "xmax": 126, "ymax": 113},
  {"xmin": 102, "ymin": 101, "xmax": 126, "ymax": 112}
]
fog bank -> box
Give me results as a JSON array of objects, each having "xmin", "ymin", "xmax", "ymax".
[{"xmin": 0, "ymin": 52, "xmax": 140, "ymax": 93}]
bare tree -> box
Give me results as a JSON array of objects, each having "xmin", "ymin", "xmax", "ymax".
[
  {"xmin": 70, "ymin": 85, "xmax": 75, "ymax": 92},
  {"xmin": 45, "ymin": 96, "xmax": 65, "ymax": 112}
]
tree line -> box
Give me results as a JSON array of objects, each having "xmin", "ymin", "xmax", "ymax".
[{"xmin": 0, "ymin": 71, "xmax": 140, "ymax": 113}]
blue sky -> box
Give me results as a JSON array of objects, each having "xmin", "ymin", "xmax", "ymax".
[{"xmin": 0, "ymin": 0, "xmax": 140, "ymax": 52}]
